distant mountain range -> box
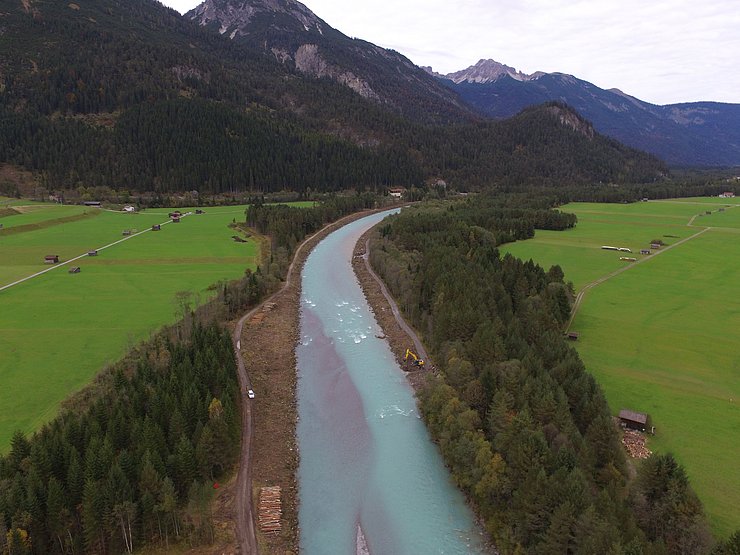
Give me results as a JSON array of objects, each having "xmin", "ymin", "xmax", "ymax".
[
  {"xmin": 431, "ymin": 60, "xmax": 740, "ymax": 167},
  {"xmin": 0, "ymin": 0, "xmax": 667, "ymax": 194}
]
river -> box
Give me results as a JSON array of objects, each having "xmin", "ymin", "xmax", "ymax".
[{"xmin": 297, "ymin": 209, "xmax": 486, "ymax": 555}]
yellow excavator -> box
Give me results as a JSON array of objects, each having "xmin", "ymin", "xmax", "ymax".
[{"xmin": 404, "ymin": 348, "xmax": 425, "ymax": 367}]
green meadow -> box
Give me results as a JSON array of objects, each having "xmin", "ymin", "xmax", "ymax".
[
  {"xmin": 503, "ymin": 198, "xmax": 740, "ymax": 537},
  {"xmin": 0, "ymin": 204, "xmax": 258, "ymax": 450}
]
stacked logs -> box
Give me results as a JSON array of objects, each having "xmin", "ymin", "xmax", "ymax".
[
  {"xmin": 258, "ymin": 486, "xmax": 282, "ymax": 535},
  {"xmin": 622, "ymin": 430, "xmax": 652, "ymax": 459}
]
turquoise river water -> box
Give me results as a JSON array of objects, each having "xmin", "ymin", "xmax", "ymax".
[{"xmin": 297, "ymin": 210, "xmax": 486, "ymax": 554}]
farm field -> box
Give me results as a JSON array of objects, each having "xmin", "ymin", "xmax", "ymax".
[
  {"xmin": 502, "ymin": 197, "xmax": 740, "ymax": 538},
  {"xmin": 0, "ymin": 204, "xmax": 258, "ymax": 451}
]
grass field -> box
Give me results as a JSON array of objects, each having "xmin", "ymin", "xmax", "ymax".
[
  {"xmin": 0, "ymin": 204, "xmax": 259, "ymax": 451},
  {"xmin": 503, "ymin": 198, "xmax": 740, "ymax": 538}
]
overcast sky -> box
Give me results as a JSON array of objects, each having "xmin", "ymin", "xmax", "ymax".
[{"xmin": 162, "ymin": 0, "xmax": 740, "ymax": 105}]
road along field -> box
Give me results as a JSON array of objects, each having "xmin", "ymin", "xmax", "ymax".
[
  {"xmin": 502, "ymin": 198, "xmax": 740, "ymax": 538},
  {"xmin": 0, "ymin": 204, "xmax": 258, "ymax": 451}
]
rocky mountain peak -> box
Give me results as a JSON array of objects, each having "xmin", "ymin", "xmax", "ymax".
[
  {"xmin": 187, "ymin": 0, "xmax": 323, "ymax": 38},
  {"xmin": 443, "ymin": 59, "xmax": 543, "ymax": 84}
]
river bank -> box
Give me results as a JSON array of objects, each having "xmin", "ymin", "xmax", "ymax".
[{"xmin": 351, "ymin": 227, "xmax": 434, "ymax": 392}]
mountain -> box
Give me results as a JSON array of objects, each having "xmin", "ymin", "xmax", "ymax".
[
  {"xmin": 0, "ymin": 0, "xmax": 665, "ymax": 195},
  {"xmin": 444, "ymin": 59, "xmax": 544, "ymax": 84},
  {"xmin": 434, "ymin": 60, "xmax": 740, "ymax": 166},
  {"xmin": 186, "ymin": 0, "xmax": 473, "ymax": 123}
]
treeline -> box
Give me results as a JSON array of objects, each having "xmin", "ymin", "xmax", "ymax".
[
  {"xmin": 246, "ymin": 192, "xmax": 379, "ymax": 253},
  {"xmin": 369, "ymin": 195, "xmax": 718, "ymax": 554},
  {"xmin": 0, "ymin": 323, "xmax": 239, "ymax": 554},
  {"xmin": 0, "ymin": 100, "xmax": 423, "ymax": 194}
]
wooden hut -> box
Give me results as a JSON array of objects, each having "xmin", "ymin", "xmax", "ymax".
[{"xmin": 619, "ymin": 409, "xmax": 648, "ymax": 431}]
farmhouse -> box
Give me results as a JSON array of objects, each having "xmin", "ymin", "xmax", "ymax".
[
  {"xmin": 44, "ymin": 255, "xmax": 60, "ymax": 264},
  {"xmin": 619, "ymin": 409, "xmax": 649, "ymax": 432},
  {"xmin": 88, "ymin": 250, "xmax": 98, "ymax": 256},
  {"xmin": 388, "ymin": 187, "xmax": 405, "ymax": 198},
  {"xmin": 152, "ymin": 224, "xmax": 161, "ymax": 231},
  {"xmin": 68, "ymin": 267, "xmax": 80, "ymax": 274}
]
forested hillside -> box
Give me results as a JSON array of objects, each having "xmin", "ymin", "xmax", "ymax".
[
  {"xmin": 369, "ymin": 196, "xmax": 715, "ymax": 554},
  {"xmin": 0, "ymin": 0, "xmax": 666, "ymax": 194}
]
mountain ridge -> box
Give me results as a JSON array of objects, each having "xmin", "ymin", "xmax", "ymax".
[{"xmin": 434, "ymin": 59, "xmax": 740, "ymax": 166}]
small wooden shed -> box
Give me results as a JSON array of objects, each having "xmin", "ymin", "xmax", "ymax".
[
  {"xmin": 619, "ymin": 409, "xmax": 648, "ymax": 431},
  {"xmin": 44, "ymin": 255, "xmax": 60, "ymax": 264}
]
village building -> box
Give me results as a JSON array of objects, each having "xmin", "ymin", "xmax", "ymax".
[
  {"xmin": 619, "ymin": 409, "xmax": 649, "ymax": 432},
  {"xmin": 388, "ymin": 187, "xmax": 405, "ymax": 199}
]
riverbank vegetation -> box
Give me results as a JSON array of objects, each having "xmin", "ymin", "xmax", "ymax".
[{"xmin": 369, "ymin": 194, "xmax": 719, "ymax": 553}]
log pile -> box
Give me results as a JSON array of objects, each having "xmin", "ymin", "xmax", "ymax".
[
  {"xmin": 622, "ymin": 430, "xmax": 652, "ymax": 459},
  {"xmin": 258, "ymin": 486, "xmax": 282, "ymax": 535}
]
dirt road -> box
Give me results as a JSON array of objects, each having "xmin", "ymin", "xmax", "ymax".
[{"xmin": 566, "ymin": 226, "xmax": 710, "ymax": 330}]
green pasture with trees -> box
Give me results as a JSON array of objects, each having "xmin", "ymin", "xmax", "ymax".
[
  {"xmin": 503, "ymin": 198, "xmax": 740, "ymax": 537},
  {"xmin": 0, "ymin": 204, "xmax": 258, "ymax": 451}
]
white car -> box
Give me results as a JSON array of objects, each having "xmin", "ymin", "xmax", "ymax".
[{"xmin": 247, "ymin": 389, "xmax": 255, "ymax": 399}]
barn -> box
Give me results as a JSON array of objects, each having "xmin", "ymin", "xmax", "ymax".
[{"xmin": 619, "ymin": 409, "xmax": 649, "ymax": 431}]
